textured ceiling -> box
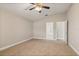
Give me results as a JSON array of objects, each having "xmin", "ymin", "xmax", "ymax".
[{"xmin": 0, "ymin": 3, "xmax": 71, "ymax": 21}]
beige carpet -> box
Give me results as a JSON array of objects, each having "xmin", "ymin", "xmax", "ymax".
[{"xmin": 0, "ymin": 39, "xmax": 77, "ymax": 56}]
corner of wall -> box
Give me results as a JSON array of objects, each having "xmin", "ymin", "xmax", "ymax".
[{"xmin": 69, "ymin": 43, "xmax": 79, "ymax": 55}]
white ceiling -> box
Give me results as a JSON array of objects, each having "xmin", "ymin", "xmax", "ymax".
[{"xmin": 0, "ymin": 3, "xmax": 71, "ymax": 21}]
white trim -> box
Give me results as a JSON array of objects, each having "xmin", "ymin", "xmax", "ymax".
[
  {"xmin": 0, "ymin": 37, "xmax": 32, "ymax": 51},
  {"xmin": 69, "ymin": 43, "xmax": 79, "ymax": 55}
]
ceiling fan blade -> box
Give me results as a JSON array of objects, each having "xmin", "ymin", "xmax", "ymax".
[
  {"xmin": 29, "ymin": 7, "xmax": 35, "ymax": 10},
  {"xmin": 42, "ymin": 6, "xmax": 50, "ymax": 9}
]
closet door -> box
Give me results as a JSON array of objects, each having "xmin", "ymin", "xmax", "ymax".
[
  {"xmin": 46, "ymin": 22, "xmax": 54, "ymax": 40},
  {"xmin": 56, "ymin": 21, "xmax": 67, "ymax": 43}
]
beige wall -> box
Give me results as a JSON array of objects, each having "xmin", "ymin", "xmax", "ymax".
[
  {"xmin": 0, "ymin": 10, "xmax": 2, "ymax": 47},
  {"xmin": 67, "ymin": 4, "xmax": 79, "ymax": 55},
  {"xmin": 0, "ymin": 9, "xmax": 33, "ymax": 48},
  {"xmin": 33, "ymin": 14, "xmax": 66, "ymax": 40}
]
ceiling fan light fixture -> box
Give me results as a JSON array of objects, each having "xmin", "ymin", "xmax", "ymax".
[{"xmin": 35, "ymin": 6, "xmax": 42, "ymax": 11}]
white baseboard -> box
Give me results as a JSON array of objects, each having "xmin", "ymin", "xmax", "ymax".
[
  {"xmin": 69, "ymin": 43, "xmax": 79, "ymax": 55},
  {"xmin": 0, "ymin": 37, "xmax": 32, "ymax": 51}
]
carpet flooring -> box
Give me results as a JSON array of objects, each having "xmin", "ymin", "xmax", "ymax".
[{"xmin": 0, "ymin": 39, "xmax": 77, "ymax": 56}]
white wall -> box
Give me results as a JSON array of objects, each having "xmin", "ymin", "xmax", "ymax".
[
  {"xmin": 67, "ymin": 4, "xmax": 79, "ymax": 55},
  {"xmin": 33, "ymin": 14, "xmax": 66, "ymax": 41},
  {"xmin": 0, "ymin": 9, "xmax": 33, "ymax": 49}
]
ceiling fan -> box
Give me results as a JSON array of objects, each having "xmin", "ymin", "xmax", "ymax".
[{"xmin": 27, "ymin": 3, "xmax": 50, "ymax": 13}]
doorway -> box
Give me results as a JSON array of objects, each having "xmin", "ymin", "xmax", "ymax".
[
  {"xmin": 46, "ymin": 22, "xmax": 54, "ymax": 40},
  {"xmin": 46, "ymin": 21, "xmax": 67, "ymax": 43}
]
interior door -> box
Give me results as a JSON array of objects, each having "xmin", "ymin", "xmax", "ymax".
[
  {"xmin": 46, "ymin": 22, "xmax": 54, "ymax": 40},
  {"xmin": 56, "ymin": 21, "xmax": 67, "ymax": 43}
]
